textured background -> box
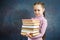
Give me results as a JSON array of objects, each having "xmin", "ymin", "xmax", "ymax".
[{"xmin": 0, "ymin": 0, "xmax": 60, "ymax": 40}]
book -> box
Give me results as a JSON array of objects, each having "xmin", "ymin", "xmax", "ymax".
[
  {"xmin": 22, "ymin": 23, "xmax": 40, "ymax": 26},
  {"xmin": 21, "ymin": 32, "xmax": 40, "ymax": 37},
  {"xmin": 21, "ymin": 26, "xmax": 40, "ymax": 36},
  {"xmin": 22, "ymin": 25, "xmax": 39, "ymax": 28},
  {"xmin": 22, "ymin": 19, "xmax": 40, "ymax": 23},
  {"xmin": 21, "ymin": 19, "xmax": 40, "ymax": 37},
  {"xmin": 22, "ymin": 28, "xmax": 39, "ymax": 31},
  {"xmin": 29, "ymin": 32, "xmax": 40, "ymax": 37}
]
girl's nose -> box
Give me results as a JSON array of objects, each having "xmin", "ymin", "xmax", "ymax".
[{"xmin": 35, "ymin": 11, "xmax": 38, "ymax": 14}]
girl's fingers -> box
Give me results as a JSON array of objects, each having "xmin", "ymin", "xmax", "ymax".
[
  {"xmin": 28, "ymin": 34, "xmax": 32, "ymax": 38},
  {"xmin": 26, "ymin": 33, "xmax": 32, "ymax": 38},
  {"xmin": 26, "ymin": 33, "xmax": 29, "ymax": 37}
]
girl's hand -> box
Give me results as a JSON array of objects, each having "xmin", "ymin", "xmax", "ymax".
[
  {"xmin": 26, "ymin": 33, "xmax": 40, "ymax": 39},
  {"xmin": 26, "ymin": 33, "xmax": 32, "ymax": 38},
  {"xmin": 21, "ymin": 33, "xmax": 32, "ymax": 38}
]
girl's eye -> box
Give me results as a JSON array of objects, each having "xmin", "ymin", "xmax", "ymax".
[
  {"xmin": 34, "ymin": 10, "xmax": 36, "ymax": 11},
  {"xmin": 38, "ymin": 9, "xmax": 40, "ymax": 11}
]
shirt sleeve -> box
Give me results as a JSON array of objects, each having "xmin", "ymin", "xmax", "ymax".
[{"xmin": 31, "ymin": 18, "xmax": 48, "ymax": 39}]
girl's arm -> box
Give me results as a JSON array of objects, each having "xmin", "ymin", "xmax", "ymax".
[{"xmin": 31, "ymin": 18, "xmax": 48, "ymax": 39}]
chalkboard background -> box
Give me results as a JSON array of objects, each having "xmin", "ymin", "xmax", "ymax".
[{"xmin": 0, "ymin": 0, "xmax": 60, "ymax": 40}]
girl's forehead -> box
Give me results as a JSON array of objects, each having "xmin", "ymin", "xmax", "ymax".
[{"xmin": 34, "ymin": 5, "xmax": 43, "ymax": 9}]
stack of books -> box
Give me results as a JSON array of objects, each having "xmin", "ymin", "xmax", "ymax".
[{"xmin": 21, "ymin": 19, "xmax": 40, "ymax": 37}]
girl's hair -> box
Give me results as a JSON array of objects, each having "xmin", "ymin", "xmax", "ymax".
[{"xmin": 33, "ymin": 1, "xmax": 45, "ymax": 17}]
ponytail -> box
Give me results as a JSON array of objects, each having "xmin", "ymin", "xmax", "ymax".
[{"xmin": 43, "ymin": 11, "xmax": 45, "ymax": 17}]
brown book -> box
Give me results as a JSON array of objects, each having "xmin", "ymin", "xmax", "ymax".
[
  {"xmin": 30, "ymin": 32, "xmax": 40, "ymax": 37},
  {"xmin": 22, "ymin": 19, "xmax": 40, "ymax": 24},
  {"xmin": 21, "ymin": 29, "xmax": 39, "ymax": 33},
  {"xmin": 21, "ymin": 32, "xmax": 40, "ymax": 37},
  {"xmin": 22, "ymin": 28, "xmax": 39, "ymax": 31},
  {"xmin": 21, "ymin": 32, "xmax": 26, "ymax": 36},
  {"xmin": 23, "ymin": 23, "xmax": 40, "ymax": 26}
]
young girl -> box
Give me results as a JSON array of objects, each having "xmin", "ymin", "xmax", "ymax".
[{"xmin": 26, "ymin": 1, "xmax": 48, "ymax": 40}]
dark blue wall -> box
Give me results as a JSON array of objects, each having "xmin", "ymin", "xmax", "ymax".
[{"xmin": 0, "ymin": 0, "xmax": 60, "ymax": 40}]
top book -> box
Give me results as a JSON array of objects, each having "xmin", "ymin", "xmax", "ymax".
[{"xmin": 22, "ymin": 19, "xmax": 40, "ymax": 26}]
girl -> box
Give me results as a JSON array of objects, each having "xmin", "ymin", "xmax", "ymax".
[{"xmin": 26, "ymin": 1, "xmax": 48, "ymax": 40}]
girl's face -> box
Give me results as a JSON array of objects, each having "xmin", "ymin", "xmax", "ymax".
[{"xmin": 33, "ymin": 4, "xmax": 45, "ymax": 17}]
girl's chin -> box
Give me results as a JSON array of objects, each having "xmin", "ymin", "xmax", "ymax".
[{"xmin": 35, "ymin": 15, "xmax": 41, "ymax": 17}]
